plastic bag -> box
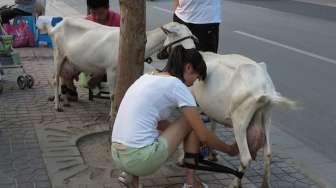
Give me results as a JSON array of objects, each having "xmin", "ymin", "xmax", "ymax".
[{"xmin": 2, "ymin": 20, "xmax": 35, "ymax": 48}]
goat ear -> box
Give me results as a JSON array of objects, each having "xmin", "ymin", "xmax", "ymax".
[{"xmin": 161, "ymin": 26, "xmax": 173, "ymax": 34}]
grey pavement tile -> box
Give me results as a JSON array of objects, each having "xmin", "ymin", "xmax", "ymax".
[
  {"xmin": 198, "ymin": 174, "xmax": 217, "ymax": 181},
  {"xmin": 103, "ymin": 183, "xmax": 123, "ymax": 188},
  {"xmin": 17, "ymin": 182, "xmax": 35, "ymax": 188},
  {"xmin": 0, "ymin": 174, "xmax": 14, "ymax": 185},
  {"xmin": 167, "ymin": 176, "xmax": 185, "ymax": 184},
  {"xmin": 0, "ymin": 184, "xmax": 16, "ymax": 188},
  {"xmin": 213, "ymin": 173, "xmax": 232, "ymax": 180},
  {"xmin": 151, "ymin": 177, "xmax": 170, "ymax": 185},
  {"xmin": 219, "ymin": 178, "xmax": 234, "ymax": 186},
  {"xmin": 241, "ymin": 183, "xmax": 258, "ymax": 188},
  {"xmin": 35, "ymin": 181, "xmax": 51, "ymax": 188}
]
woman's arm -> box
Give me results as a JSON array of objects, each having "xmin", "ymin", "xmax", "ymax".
[{"xmin": 182, "ymin": 106, "xmax": 239, "ymax": 156}]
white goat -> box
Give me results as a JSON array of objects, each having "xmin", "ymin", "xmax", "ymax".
[
  {"xmin": 188, "ymin": 52, "xmax": 297, "ymax": 188},
  {"xmin": 150, "ymin": 43, "xmax": 297, "ymax": 187},
  {"xmin": 44, "ymin": 18, "xmax": 196, "ymax": 114}
]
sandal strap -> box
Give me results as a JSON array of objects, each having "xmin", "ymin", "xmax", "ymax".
[{"xmin": 182, "ymin": 182, "xmax": 208, "ymax": 188}]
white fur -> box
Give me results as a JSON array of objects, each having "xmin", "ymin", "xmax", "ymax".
[
  {"xmin": 190, "ymin": 52, "xmax": 297, "ymax": 188},
  {"xmin": 44, "ymin": 18, "xmax": 195, "ymax": 114}
]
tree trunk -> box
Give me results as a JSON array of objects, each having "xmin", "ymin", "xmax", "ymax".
[{"xmin": 112, "ymin": 0, "xmax": 146, "ymax": 121}]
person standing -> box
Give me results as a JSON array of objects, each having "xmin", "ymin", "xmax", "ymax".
[
  {"xmin": 173, "ymin": 0, "xmax": 221, "ymax": 53},
  {"xmin": 86, "ymin": 0, "xmax": 120, "ymax": 27},
  {"xmin": 79, "ymin": 0, "xmax": 121, "ymax": 92}
]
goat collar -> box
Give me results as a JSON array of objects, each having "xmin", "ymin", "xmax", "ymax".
[
  {"xmin": 165, "ymin": 35, "xmax": 198, "ymax": 50},
  {"xmin": 157, "ymin": 35, "xmax": 198, "ymax": 60}
]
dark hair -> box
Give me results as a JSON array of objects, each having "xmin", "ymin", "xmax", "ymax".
[
  {"xmin": 163, "ymin": 45, "xmax": 207, "ymax": 82},
  {"xmin": 87, "ymin": 0, "xmax": 109, "ymax": 9}
]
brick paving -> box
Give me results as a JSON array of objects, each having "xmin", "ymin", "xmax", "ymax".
[{"xmin": 0, "ymin": 48, "xmax": 321, "ymax": 188}]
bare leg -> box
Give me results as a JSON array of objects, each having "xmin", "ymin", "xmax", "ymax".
[
  {"xmin": 261, "ymin": 108, "xmax": 272, "ymax": 188},
  {"xmin": 53, "ymin": 49, "xmax": 64, "ymax": 112},
  {"xmin": 183, "ymin": 132, "xmax": 205, "ymax": 188},
  {"xmin": 231, "ymin": 99, "xmax": 257, "ymax": 168},
  {"xmin": 106, "ymin": 68, "xmax": 115, "ymax": 119},
  {"xmin": 130, "ymin": 176, "xmax": 139, "ymax": 188},
  {"xmin": 205, "ymin": 120, "xmax": 218, "ymax": 161},
  {"xmin": 160, "ymin": 117, "xmax": 204, "ymax": 188},
  {"xmin": 54, "ymin": 63, "xmax": 62, "ymax": 111}
]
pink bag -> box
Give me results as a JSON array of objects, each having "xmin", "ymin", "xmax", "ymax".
[{"xmin": 3, "ymin": 20, "xmax": 35, "ymax": 48}]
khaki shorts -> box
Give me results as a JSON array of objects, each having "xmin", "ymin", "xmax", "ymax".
[{"xmin": 111, "ymin": 137, "xmax": 169, "ymax": 176}]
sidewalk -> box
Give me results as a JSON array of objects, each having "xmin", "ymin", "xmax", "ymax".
[
  {"xmin": 0, "ymin": 1, "xmax": 334, "ymax": 188},
  {"xmin": 0, "ymin": 48, "xmax": 322, "ymax": 188}
]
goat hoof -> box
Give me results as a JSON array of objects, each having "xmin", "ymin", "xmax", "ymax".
[
  {"xmin": 48, "ymin": 95, "xmax": 63, "ymax": 102},
  {"xmin": 48, "ymin": 96, "xmax": 55, "ymax": 101},
  {"xmin": 67, "ymin": 96, "xmax": 78, "ymax": 102},
  {"xmin": 56, "ymin": 108, "xmax": 63, "ymax": 112}
]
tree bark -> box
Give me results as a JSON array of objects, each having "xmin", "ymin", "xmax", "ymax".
[{"xmin": 112, "ymin": 0, "xmax": 146, "ymax": 121}]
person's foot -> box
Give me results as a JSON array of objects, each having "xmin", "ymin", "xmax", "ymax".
[
  {"xmin": 182, "ymin": 181, "xmax": 208, "ymax": 188},
  {"xmin": 118, "ymin": 171, "xmax": 133, "ymax": 187},
  {"xmin": 185, "ymin": 169, "xmax": 208, "ymax": 188},
  {"xmin": 118, "ymin": 171, "xmax": 142, "ymax": 188}
]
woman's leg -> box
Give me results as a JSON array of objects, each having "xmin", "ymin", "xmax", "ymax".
[
  {"xmin": 160, "ymin": 116, "xmax": 193, "ymax": 155},
  {"xmin": 160, "ymin": 117, "xmax": 205, "ymax": 188}
]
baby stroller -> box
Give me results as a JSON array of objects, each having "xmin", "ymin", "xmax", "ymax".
[{"xmin": 0, "ymin": 16, "xmax": 34, "ymax": 94}]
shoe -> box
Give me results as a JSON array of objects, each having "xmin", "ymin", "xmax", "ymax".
[
  {"xmin": 182, "ymin": 182, "xmax": 208, "ymax": 188},
  {"xmin": 118, "ymin": 171, "xmax": 133, "ymax": 187},
  {"xmin": 118, "ymin": 171, "xmax": 143, "ymax": 188}
]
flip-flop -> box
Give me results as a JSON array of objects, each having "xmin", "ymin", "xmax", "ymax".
[
  {"xmin": 182, "ymin": 182, "xmax": 208, "ymax": 188},
  {"xmin": 118, "ymin": 171, "xmax": 143, "ymax": 188}
]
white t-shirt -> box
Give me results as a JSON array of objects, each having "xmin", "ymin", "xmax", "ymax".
[
  {"xmin": 111, "ymin": 74, "xmax": 197, "ymax": 148},
  {"xmin": 175, "ymin": 0, "xmax": 221, "ymax": 24}
]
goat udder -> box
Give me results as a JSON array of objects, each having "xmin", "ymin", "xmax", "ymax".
[{"xmin": 247, "ymin": 122, "xmax": 265, "ymax": 160}]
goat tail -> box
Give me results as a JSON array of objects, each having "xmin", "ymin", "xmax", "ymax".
[{"xmin": 269, "ymin": 94, "xmax": 301, "ymax": 110}]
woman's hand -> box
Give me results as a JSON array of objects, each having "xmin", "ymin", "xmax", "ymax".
[
  {"xmin": 227, "ymin": 142, "xmax": 239, "ymax": 156},
  {"xmin": 182, "ymin": 107, "xmax": 240, "ymax": 157}
]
